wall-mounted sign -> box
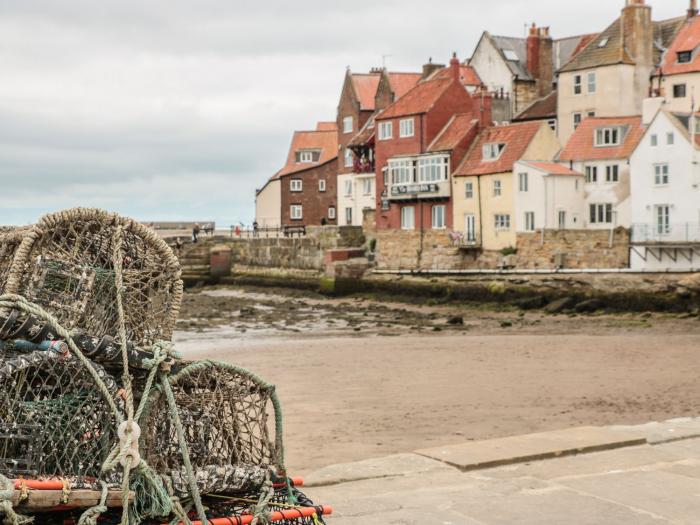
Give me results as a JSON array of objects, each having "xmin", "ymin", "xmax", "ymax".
[
  {"xmin": 380, "ymin": 199, "xmax": 390, "ymax": 211},
  {"xmin": 391, "ymin": 183, "xmax": 439, "ymax": 196}
]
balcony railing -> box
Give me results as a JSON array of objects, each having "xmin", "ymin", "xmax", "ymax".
[
  {"xmin": 449, "ymin": 231, "xmax": 481, "ymax": 249},
  {"xmin": 631, "ymin": 223, "xmax": 700, "ymax": 244},
  {"xmin": 353, "ymin": 159, "xmax": 375, "ymax": 174}
]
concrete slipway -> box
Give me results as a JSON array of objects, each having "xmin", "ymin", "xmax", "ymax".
[{"xmin": 305, "ymin": 419, "xmax": 700, "ymax": 524}]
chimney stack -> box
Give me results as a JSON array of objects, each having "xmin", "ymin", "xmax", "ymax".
[
  {"xmin": 450, "ymin": 52, "xmax": 461, "ymax": 83},
  {"xmin": 527, "ymin": 23, "xmax": 554, "ymax": 97},
  {"xmin": 622, "ymin": 0, "xmax": 653, "ymax": 67},
  {"xmin": 689, "ymin": 0, "xmax": 698, "ymax": 17},
  {"xmin": 421, "ymin": 57, "xmax": 444, "ymax": 80}
]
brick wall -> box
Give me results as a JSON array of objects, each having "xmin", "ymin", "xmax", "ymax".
[
  {"xmin": 516, "ymin": 228, "xmax": 631, "ymax": 269},
  {"xmin": 337, "ymin": 74, "xmax": 374, "ymax": 175},
  {"xmin": 280, "ymin": 160, "xmax": 338, "ymax": 227}
]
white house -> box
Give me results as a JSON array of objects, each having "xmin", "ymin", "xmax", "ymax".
[
  {"xmin": 513, "ymin": 161, "xmax": 585, "ymax": 232},
  {"xmin": 558, "ymin": 116, "xmax": 646, "ymax": 230},
  {"xmin": 254, "ymin": 176, "xmax": 281, "ymax": 228},
  {"xmin": 629, "ymin": 104, "xmax": 700, "ymax": 270}
]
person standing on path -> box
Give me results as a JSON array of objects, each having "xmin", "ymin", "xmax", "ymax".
[{"xmin": 192, "ymin": 223, "xmax": 201, "ymax": 243}]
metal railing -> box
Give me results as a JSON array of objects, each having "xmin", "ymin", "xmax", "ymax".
[
  {"xmin": 449, "ymin": 231, "xmax": 482, "ymax": 248},
  {"xmin": 230, "ymin": 226, "xmax": 308, "ymax": 239},
  {"xmin": 631, "ymin": 223, "xmax": 700, "ymax": 243}
]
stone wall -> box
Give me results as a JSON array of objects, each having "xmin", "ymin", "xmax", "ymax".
[
  {"xmin": 516, "ymin": 228, "xmax": 630, "ymax": 269},
  {"xmin": 373, "ymin": 228, "xmax": 501, "ymax": 271},
  {"xmin": 176, "ymin": 226, "xmax": 365, "ymax": 281}
]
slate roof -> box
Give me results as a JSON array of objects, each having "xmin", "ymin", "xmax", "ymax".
[
  {"xmin": 376, "ymin": 78, "xmax": 453, "ymax": 120},
  {"xmin": 454, "ymin": 121, "xmax": 543, "ymax": 176},
  {"xmin": 659, "ymin": 16, "xmax": 700, "ymax": 75},
  {"xmin": 558, "ymin": 116, "xmax": 645, "ymax": 161},
  {"xmin": 513, "ymin": 91, "xmax": 557, "ymax": 121},
  {"xmin": 522, "ymin": 161, "xmax": 582, "ymax": 176},
  {"xmin": 276, "ymin": 128, "xmax": 338, "ymax": 178},
  {"xmin": 559, "ymin": 16, "xmax": 684, "ymax": 73},
  {"xmin": 427, "ymin": 115, "xmax": 479, "ymax": 153}
]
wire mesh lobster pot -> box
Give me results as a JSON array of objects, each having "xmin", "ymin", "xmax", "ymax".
[
  {"xmin": 0, "ymin": 347, "xmax": 120, "ymax": 483},
  {"xmin": 0, "ymin": 229, "xmax": 25, "ymax": 294},
  {"xmin": 140, "ymin": 361, "xmax": 280, "ymax": 498},
  {"xmin": 4, "ymin": 208, "xmax": 183, "ymax": 349}
]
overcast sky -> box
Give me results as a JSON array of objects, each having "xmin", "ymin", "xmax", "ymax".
[{"xmin": 0, "ymin": 0, "xmax": 691, "ymax": 226}]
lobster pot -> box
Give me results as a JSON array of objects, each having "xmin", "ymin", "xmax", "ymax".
[
  {"xmin": 0, "ymin": 349, "xmax": 119, "ymax": 483},
  {"xmin": 0, "ymin": 230, "xmax": 26, "ymax": 293},
  {"xmin": 4, "ymin": 208, "xmax": 183, "ymax": 348},
  {"xmin": 140, "ymin": 362, "xmax": 279, "ymax": 497}
]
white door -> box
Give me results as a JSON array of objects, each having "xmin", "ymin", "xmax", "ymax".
[{"xmin": 464, "ymin": 214, "xmax": 476, "ymax": 243}]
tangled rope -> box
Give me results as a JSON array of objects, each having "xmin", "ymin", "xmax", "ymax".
[{"xmin": 0, "ymin": 475, "xmax": 32, "ymax": 525}]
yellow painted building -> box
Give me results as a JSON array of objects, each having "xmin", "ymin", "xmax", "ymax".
[{"xmin": 452, "ymin": 121, "xmax": 560, "ymax": 251}]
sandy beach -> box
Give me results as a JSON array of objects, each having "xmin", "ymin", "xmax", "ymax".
[{"xmin": 175, "ymin": 286, "xmax": 700, "ymax": 475}]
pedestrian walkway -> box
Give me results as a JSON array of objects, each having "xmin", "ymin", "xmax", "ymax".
[{"xmin": 306, "ymin": 418, "xmax": 700, "ymax": 524}]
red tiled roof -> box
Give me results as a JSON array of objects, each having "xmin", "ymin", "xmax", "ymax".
[
  {"xmin": 558, "ymin": 116, "xmax": 644, "ymax": 161},
  {"xmin": 316, "ymin": 121, "xmax": 337, "ymax": 131},
  {"xmin": 387, "ymin": 72, "xmax": 422, "ymax": 99},
  {"xmin": 524, "ymin": 161, "xmax": 582, "ymax": 176},
  {"xmin": 660, "ymin": 16, "xmax": 700, "ymax": 75},
  {"xmin": 276, "ymin": 128, "xmax": 338, "ymax": 177},
  {"xmin": 432, "ymin": 65, "xmax": 482, "ymax": 87},
  {"xmin": 454, "ymin": 121, "xmax": 542, "ymax": 176},
  {"xmin": 376, "ymin": 78, "xmax": 453, "ymax": 120},
  {"xmin": 427, "ymin": 114, "xmax": 478, "ymax": 152},
  {"xmin": 351, "ymin": 73, "xmax": 381, "ymax": 111}
]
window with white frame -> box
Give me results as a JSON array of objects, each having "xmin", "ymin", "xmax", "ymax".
[
  {"xmin": 587, "ymin": 72, "xmax": 596, "ymax": 93},
  {"xmin": 573, "ymin": 113, "xmax": 582, "ymax": 129},
  {"xmin": 344, "ymin": 179, "xmax": 353, "ymax": 196},
  {"xmin": 401, "ymin": 206, "xmax": 415, "ymax": 230},
  {"xmin": 483, "ymin": 143, "xmax": 506, "ymax": 160},
  {"xmin": 344, "ymin": 148, "xmax": 353, "ymax": 168},
  {"xmin": 362, "ymin": 178, "xmax": 373, "ymax": 195},
  {"xmin": 290, "ymin": 179, "xmax": 302, "ymax": 192},
  {"xmin": 606, "ymin": 164, "xmax": 619, "ymax": 183},
  {"xmin": 589, "ymin": 203, "xmax": 612, "ymax": 224},
  {"xmin": 378, "ymin": 121, "xmax": 393, "ymax": 140},
  {"xmin": 518, "ymin": 172, "xmax": 528, "ymax": 192},
  {"xmin": 290, "ymin": 205, "xmax": 303, "ymax": 220},
  {"xmin": 345, "ymin": 207, "xmax": 353, "ymax": 225},
  {"xmin": 493, "ymin": 179, "xmax": 502, "ymax": 197},
  {"xmin": 417, "ymin": 156, "xmax": 448, "ymax": 183},
  {"xmin": 432, "ymin": 205, "xmax": 446, "ymax": 229},
  {"xmin": 574, "ymin": 75, "xmax": 582, "ymax": 95},
  {"xmin": 525, "ymin": 212, "xmax": 535, "ymax": 232},
  {"xmin": 399, "ymin": 118, "xmax": 415, "ymax": 138},
  {"xmin": 585, "ymin": 165, "xmax": 597, "ymax": 183},
  {"xmin": 494, "ymin": 214, "xmax": 511, "ymax": 230},
  {"xmin": 389, "ymin": 159, "xmax": 414, "ymax": 184},
  {"xmin": 328, "ymin": 206, "xmax": 336, "ymax": 220},
  {"xmin": 651, "ymin": 134, "xmax": 658, "ymax": 146},
  {"xmin": 654, "ymin": 163, "xmax": 669, "ymax": 185},
  {"xmin": 595, "ymin": 127, "xmax": 623, "ymax": 146},
  {"xmin": 343, "ymin": 116, "xmax": 353, "ymax": 134},
  {"xmin": 655, "ymin": 205, "xmax": 670, "ymax": 235},
  {"xmin": 667, "ymin": 132, "xmax": 674, "ymax": 145},
  {"xmin": 319, "ymin": 179, "xmax": 326, "ymax": 192},
  {"xmin": 298, "ymin": 151, "xmax": 314, "ymax": 163},
  {"xmin": 465, "ymin": 181, "xmax": 473, "ymax": 199},
  {"xmin": 678, "ymin": 51, "xmax": 692, "ymax": 64}
]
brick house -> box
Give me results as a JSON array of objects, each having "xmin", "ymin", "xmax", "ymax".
[
  {"xmin": 337, "ymin": 69, "xmax": 422, "ymax": 226},
  {"xmin": 274, "ymin": 122, "xmax": 339, "ymax": 227},
  {"xmin": 374, "ymin": 54, "xmax": 492, "ymax": 232}
]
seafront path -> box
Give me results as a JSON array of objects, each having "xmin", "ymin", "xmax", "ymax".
[{"xmin": 306, "ymin": 419, "xmax": 700, "ymax": 524}]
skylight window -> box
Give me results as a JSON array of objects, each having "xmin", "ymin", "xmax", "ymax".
[
  {"xmin": 598, "ymin": 38, "xmax": 609, "ymax": 48},
  {"xmin": 678, "ymin": 51, "xmax": 693, "ymax": 64},
  {"xmin": 503, "ymin": 49, "xmax": 519, "ymax": 61}
]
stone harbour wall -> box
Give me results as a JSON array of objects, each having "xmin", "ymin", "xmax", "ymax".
[{"xmin": 516, "ymin": 228, "xmax": 630, "ymax": 269}]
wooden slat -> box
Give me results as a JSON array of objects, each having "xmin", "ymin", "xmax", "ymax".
[{"xmin": 12, "ymin": 489, "xmax": 134, "ymax": 511}]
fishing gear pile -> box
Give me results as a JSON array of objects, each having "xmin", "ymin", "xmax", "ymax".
[{"xmin": 0, "ymin": 208, "xmax": 330, "ymax": 525}]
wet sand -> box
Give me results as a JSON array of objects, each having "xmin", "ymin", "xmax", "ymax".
[{"xmin": 175, "ymin": 287, "xmax": 700, "ymax": 474}]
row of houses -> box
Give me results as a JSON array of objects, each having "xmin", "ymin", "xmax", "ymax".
[{"xmin": 256, "ymin": 0, "xmax": 700, "ymax": 271}]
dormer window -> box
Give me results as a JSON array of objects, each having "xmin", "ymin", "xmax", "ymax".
[
  {"xmin": 678, "ymin": 51, "xmax": 693, "ymax": 64},
  {"xmin": 296, "ymin": 150, "xmax": 321, "ymax": 163},
  {"xmin": 483, "ymin": 143, "xmax": 506, "ymax": 161},
  {"xmin": 594, "ymin": 127, "xmax": 624, "ymax": 147}
]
